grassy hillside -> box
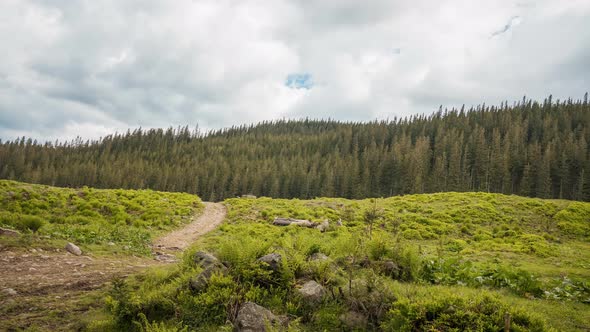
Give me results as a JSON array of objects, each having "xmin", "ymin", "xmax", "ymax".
[
  {"xmin": 95, "ymin": 192, "xmax": 590, "ymax": 331},
  {"xmin": 0, "ymin": 180, "xmax": 203, "ymax": 254}
]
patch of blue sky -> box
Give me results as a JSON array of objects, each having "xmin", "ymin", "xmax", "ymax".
[{"xmin": 285, "ymin": 73, "xmax": 314, "ymax": 89}]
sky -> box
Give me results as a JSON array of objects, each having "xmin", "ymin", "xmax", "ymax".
[{"xmin": 0, "ymin": 0, "xmax": 589, "ymax": 141}]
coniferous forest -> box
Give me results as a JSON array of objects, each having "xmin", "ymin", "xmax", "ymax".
[{"xmin": 1, "ymin": 95, "xmax": 589, "ymax": 201}]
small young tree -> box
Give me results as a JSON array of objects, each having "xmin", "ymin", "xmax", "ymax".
[{"xmin": 363, "ymin": 198, "xmax": 383, "ymax": 239}]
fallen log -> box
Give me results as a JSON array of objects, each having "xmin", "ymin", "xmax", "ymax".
[{"xmin": 272, "ymin": 218, "xmax": 317, "ymax": 228}]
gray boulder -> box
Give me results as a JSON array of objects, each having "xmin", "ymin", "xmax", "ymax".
[
  {"xmin": 316, "ymin": 220, "xmax": 330, "ymax": 232},
  {"xmin": 257, "ymin": 253, "xmax": 282, "ymax": 271},
  {"xmin": 235, "ymin": 302, "xmax": 279, "ymax": 332},
  {"xmin": 0, "ymin": 227, "xmax": 20, "ymax": 237},
  {"xmin": 193, "ymin": 251, "xmax": 220, "ymax": 268},
  {"xmin": 291, "ymin": 220, "xmax": 315, "ymax": 228},
  {"xmin": 339, "ymin": 311, "xmax": 367, "ymax": 330},
  {"xmin": 189, "ymin": 264, "xmax": 228, "ymax": 291},
  {"xmin": 381, "ymin": 260, "xmax": 400, "ymax": 277},
  {"xmin": 65, "ymin": 242, "xmax": 82, "ymax": 256},
  {"xmin": 309, "ymin": 252, "xmax": 329, "ymax": 262},
  {"xmin": 297, "ymin": 280, "xmax": 325, "ymax": 303},
  {"xmin": 272, "ymin": 218, "xmax": 315, "ymax": 228}
]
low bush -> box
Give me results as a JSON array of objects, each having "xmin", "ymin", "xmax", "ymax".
[{"xmin": 383, "ymin": 293, "xmax": 548, "ymax": 331}]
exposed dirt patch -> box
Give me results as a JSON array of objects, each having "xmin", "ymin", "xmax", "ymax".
[{"xmin": 153, "ymin": 202, "xmax": 226, "ymax": 251}]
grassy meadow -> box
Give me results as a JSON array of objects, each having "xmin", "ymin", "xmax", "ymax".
[
  {"xmin": 93, "ymin": 193, "xmax": 590, "ymax": 331},
  {"xmin": 0, "ymin": 180, "xmax": 203, "ymax": 255}
]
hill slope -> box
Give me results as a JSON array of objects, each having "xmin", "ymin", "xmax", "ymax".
[
  {"xmin": 1, "ymin": 95, "xmax": 589, "ymax": 201},
  {"xmin": 94, "ymin": 192, "xmax": 590, "ymax": 331},
  {"xmin": 0, "ymin": 180, "xmax": 211, "ymax": 331},
  {"xmin": 0, "ymin": 180, "xmax": 203, "ymax": 254}
]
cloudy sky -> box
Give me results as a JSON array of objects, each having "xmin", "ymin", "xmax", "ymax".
[{"xmin": 1, "ymin": 0, "xmax": 589, "ymax": 141}]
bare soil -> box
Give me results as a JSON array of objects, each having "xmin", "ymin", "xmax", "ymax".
[
  {"xmin": 153, "ymin": 202, "xmax": 226, "ymax": 250},
  {"xmin": 0, "ymin": 202, "xmax": 226, "ymax": 331}
]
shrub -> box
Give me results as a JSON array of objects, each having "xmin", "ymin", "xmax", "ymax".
[
  {"xmin": 17, "ymin": 215, "xmax": 46, "ymax": 233},
  {"xmin": 446, "ymin": 239, "xmax": 468, "ymax": 252},
  {"xmin": 382, "ymin": 293, "xmax": 548, "ymax": 331},
  {"xmin": 178, "ymin": 274, "xmax": 238, "ymax": 328},
  {"xmin": 402, "ymin": 229, "xmax": 422, "ymax": 240}
]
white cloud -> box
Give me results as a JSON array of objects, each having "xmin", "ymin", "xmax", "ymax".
[{"xmin": 0, "ymin": 0, "xmax": 589, "ymax": 141}]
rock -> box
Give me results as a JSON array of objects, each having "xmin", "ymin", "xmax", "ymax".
[
  {"xmin": 291, "ymin": 220, "xmax": 315, "ymax": 228},
  {"xmin": 193, "ymin": 251, "xmax": 220, "ymax": 268},
  {"xmin": 297, "ymin": 280, "xmax": 325, "ymax": 303},
  {"xmin": 241, "ymin": 194, "xmax": 257, "ymax": 199},
  {"xmin": 107, "ymin": 242, "xmax": 115, "ymax": 246},
  {"xmin": 272, "ymin": 218, "xmax": 293, "ymax": 226},
  {"xmin": 339, "ymin": 311, "xmax": 367, "ymax": 330},
  {"xmin": 154, "ymin": 253, "xmax": 177, "ymax": 263},
  {"xmin": 309, "ymin": 252, "xmax": 329, "ymax": 261},
  {"xmin": 2, "ymin": 288, "xmax": 17, "ymax": 296},
  {"xmin": 0, "ymin": 227, "xmax": 20, "ymax": 237},
  {"xmin": 381, "ymin": 260, "xmax": 400, "ymax": 277},
  {"xmin": 235, "ymin": 302, "xmax": 279, "ymax": 332},
  {"xmin": 316, "ymin": 220, "xmax": 330, "ymax": 232},
  {"xmin": 65, "ymin": 242, "xmax": 82, "ymax": 256},
  {"xmin": 257, "ymin": 253, "xmax": 282, "ymax": 271},
  {"xmin": 272, "ymin": 218, "xmax": 316, "ymax": 228},
  {"xmin": 189, "ymin": 265, "xmax": 227, "ymax": 291}
]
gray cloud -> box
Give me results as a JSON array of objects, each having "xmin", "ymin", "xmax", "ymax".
[
  {"xmin": 491, "ymin": 16, "xmax": 521, "ymax": 37},
  {"xmin": 0, "ymin": 0, "xmax": 589, "ymax": 141}
]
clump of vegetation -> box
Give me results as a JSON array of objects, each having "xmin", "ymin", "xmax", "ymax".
[
  {"xmin": 0, "ymin": 180, "xmax": 202, "ymax": 254},
  {"xmin": 95, "ymin": 193, "xmax": 590, "ymax": 331}
]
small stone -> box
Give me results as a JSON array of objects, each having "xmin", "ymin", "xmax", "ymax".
[
  {"xmin": 65, "ymin": 242, "xmax": 82, "ymax": 256},
  {"xmin": 339, "ymin": 311, "xmax": 367, "ymax": 330},
  {"xmin": 382, "ymin": 260, "xmax": 400, "ymax": 277},
  {"xmin": 0, "ymin": 227, "xmax": 20, "ymax": 237},
  {"xmin": 107, "ymin": 242, "xmax": 115, "ymax": 246},
  {"xmin": 257, "ymin": 253, "xmax": 282, "ymax": 272},
  {"xmin": 2, "ymin": 288, "xmax": 17, "ymax": 296},
  {"xmin": 193, "ymin": 251, "xmax": 220, "ymax": 268},
  {"xmin": 235, "ymin": 302, "xmax": 279, "ymax": 332},
  {"xmin": 297, "ymin": 280, "xmax": 325, "ymax": 303},
  {"xmin": 189, "ymin": 265, "xmax": 228, "ymax": 291},
  {"xmin": 316, "ymin": 220, "xmax": 330, "ymax": 232},
  {"xmin": 309, "ymin": 252, "xmax": 329, "ymax": 261},
  {"xmin": 155, "ymin": 253, "xmax": 177, "ymax": 263}
]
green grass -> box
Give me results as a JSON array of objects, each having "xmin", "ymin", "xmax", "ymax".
[
  {"xmin": 92, "ymin": 192, "xmax": 589, "ymax": 331},
  {"xmin": 0, "ymin": 180, "xmax": 203, "ymax": 254}
]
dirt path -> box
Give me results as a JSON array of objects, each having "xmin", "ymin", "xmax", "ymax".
[
  {"xmin": 153, "ymin": 202, "xmax": 226, "ymax": 251},
  {"xmin": 0, "ymin": 202, "xmax": 226, "ymax": 331}
]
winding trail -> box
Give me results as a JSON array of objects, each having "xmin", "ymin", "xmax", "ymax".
[
  {"xmin": 0, "ymin": 202, "xmax": 226, "ymax": 331},
  {"xmin": 153, "ymin": 202, "xmax": 226, "ymax": 251}
]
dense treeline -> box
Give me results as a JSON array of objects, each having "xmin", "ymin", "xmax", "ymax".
[{"xmin": 1, "ymin": 94, "xmax": 589, "ymax": 201}]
